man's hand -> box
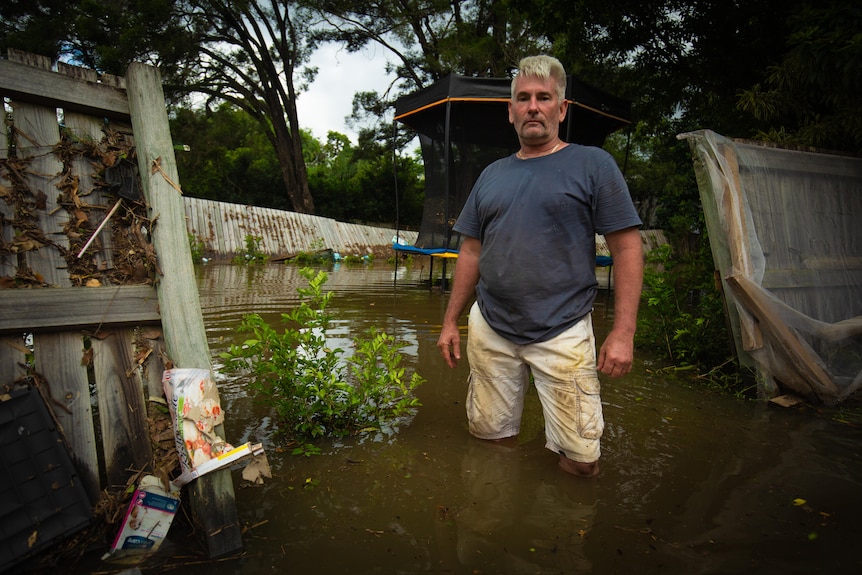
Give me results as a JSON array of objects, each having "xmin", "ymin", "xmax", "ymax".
[
  {"xmin": 437, "ymin": 322, "xmax": 462, "ymax": 368},
  {"xmin": 436, "ymin": 236, "xmax": 481, "ymax": 369},
  {"xmin": 600, "ymin": 227, "xmax": 643, "ymax": 378},
  {"xmin": 597, "ymin": 329, "xmax": 634, "ymax": 378}
]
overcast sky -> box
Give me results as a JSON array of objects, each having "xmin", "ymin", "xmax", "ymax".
[{"xmin": 296, "ymin": 43, "xmax": 396, "ymax": 143}]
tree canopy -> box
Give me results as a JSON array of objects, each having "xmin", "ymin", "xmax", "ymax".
[
  {"xmin": 2, "ymin": 0, "xmax": 859, "ymax": 222},
  {"xmin": 176, "ymin": 0, "xmax": 317, "ymax": 213},
  {"xmin": 736, "ymin": 1, "xmax": 862, "ymax": 151}
]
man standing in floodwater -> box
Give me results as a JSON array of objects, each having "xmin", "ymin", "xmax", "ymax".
[{"xmin": 436, "ymin": 55, "xmax": 644, "ymax": 478}]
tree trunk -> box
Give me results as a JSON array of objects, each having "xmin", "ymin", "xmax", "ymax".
[{"xmin": 269, "ymin": 115, "xmax": 314, "ymax": 214}]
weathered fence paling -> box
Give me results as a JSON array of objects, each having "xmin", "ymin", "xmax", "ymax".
[
  {"xmin": 0, "ymin": 49, "xmax": 242, "ymax": 564},
  {"xmin": 127, "ymin": 61, "xmax": 242, "ymax": 558}
]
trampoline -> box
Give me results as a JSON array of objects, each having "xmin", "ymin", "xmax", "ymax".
[{"xmin": 393, "ymin": 73, "xmax": 633, "ymax": 286}]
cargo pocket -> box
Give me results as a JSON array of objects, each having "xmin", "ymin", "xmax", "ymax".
[
  {"xmin": 573, "ymin": 368, "xmax": 604, "ymax": 440},
  {"xmin": 465, "ymin": 372, "xmax": 477, "ymax": 423},
  {"xmin": 465, "ymin": 372, "xmax": 488, "ymax": 434}
]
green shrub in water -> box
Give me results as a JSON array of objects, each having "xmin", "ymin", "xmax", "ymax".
[
  {"xmin": 636, "ymin": 243, "xmax": 751, "ymax": 394},
  {"xmin": 291, "ymin": 250, "xmax": 330, "ymax": 265},
  {"xmin": 220, "ymin": 268, "xmax": 424, "ymax": 449},
  {"xmin": 232, "ymin": 234, "xmax": 269, "ymax": 265},
  {"xmin": 188, "ymin": 232, "xmax": 206, "ymax": 264}
]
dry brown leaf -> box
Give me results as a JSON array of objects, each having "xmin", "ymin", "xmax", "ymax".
[
  {"xmin": 81, "ymin": 347, "xmax": 93, "ymax": 367},
  {"xmin": 13, "ymin": 238, "xmax": 45, "ymax": 252},
  {"xmin": 33, "ymin": 189, "xmax": 47, "ymax": 210},
  {"xmin": 74, "ymin": 209, "xmax": 88, "ymax": 226},
  {"xmin": 3, "ymin": 339, "xmax": 30, "ymax": 355}
]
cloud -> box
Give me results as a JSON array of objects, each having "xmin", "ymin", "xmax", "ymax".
[{"xmin": 297, "ymin": 44, "xmax": 395, "ymax": 143}]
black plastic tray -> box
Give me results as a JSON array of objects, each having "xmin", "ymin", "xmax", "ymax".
[{"xmin": 0, "ymin": 387, "xmax": 93, "ymax": 573}]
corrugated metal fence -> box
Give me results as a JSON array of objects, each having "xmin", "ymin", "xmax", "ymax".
[
  {"xmin": 183, "ymin": 197, "xmax": 667, "ymax": 263},
  {"xmin": 184, "ymin": 197, "xmax": 418, "ymax": 259}
]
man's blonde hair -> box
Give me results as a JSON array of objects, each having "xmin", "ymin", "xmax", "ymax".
[{"xmin": 511, "ymin": 55, "xmax": 567, "ymax": 101}]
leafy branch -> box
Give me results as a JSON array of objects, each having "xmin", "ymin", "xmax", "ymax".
[{"xmin": 220, "ymin": 267, "xmax": 424, "ymax": 450}]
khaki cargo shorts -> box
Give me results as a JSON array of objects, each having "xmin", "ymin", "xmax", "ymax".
[{"xmin": 465, "ymin": 302, "xmax": 604, "ymax": 463}]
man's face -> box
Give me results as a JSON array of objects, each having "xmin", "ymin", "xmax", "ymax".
[{"xmin": 508, "ymin": 75, "xmax": 568, "ymax": 145}]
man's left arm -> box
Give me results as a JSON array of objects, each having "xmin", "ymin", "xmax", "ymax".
[{"xmin": 598, "ymin": 227, "xmax": 644, "ymax": 377}]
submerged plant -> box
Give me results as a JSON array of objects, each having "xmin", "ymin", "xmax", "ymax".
[
  {"xmin": 220, "ymin": 267, "xmax": 424, "ymax": 445},
  {"xmin": 232, "ymin": 234, "xmax": 268, "ymax": 265}
]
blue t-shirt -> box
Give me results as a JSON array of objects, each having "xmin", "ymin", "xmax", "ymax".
[{"xmin": 453, "ymin": 144, "xmax": 642, "ymax": 344}]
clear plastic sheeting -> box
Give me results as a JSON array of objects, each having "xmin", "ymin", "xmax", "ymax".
[{"xmin": 679, "ymin": 130, "xmax": 862, "ymax": 404}]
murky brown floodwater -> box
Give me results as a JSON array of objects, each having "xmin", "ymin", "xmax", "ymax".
[{"xmin": 109, "ymin": 263, "xmax": 862, "ymax": 574}]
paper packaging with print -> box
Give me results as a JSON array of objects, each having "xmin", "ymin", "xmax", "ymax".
[
  {"xmin": 103, "ymin": 475, "xmax": 180, "ymax": 561},
  {"xmin": 162, "ymin": 368, "xmax": 235, "ymax": 474},
  {"xmin": 162, "ymin": 368, "xmax": 269, "ymax": 487}
]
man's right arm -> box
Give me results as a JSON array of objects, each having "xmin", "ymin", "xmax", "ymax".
[{"xmin": 437, "ymin": 236, "xmax": 481, "ymax": 368}]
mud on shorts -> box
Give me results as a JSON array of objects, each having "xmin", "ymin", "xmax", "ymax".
[{"xmin": 465, "ymin": 302, "xmax": 604, "ymax": 463}]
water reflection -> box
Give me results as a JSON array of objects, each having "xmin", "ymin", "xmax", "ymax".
[
  {"xmin": 455, "ymin": 437, "xmax": 595, "ymax": 573},
  {"xmin": 171, "ymin": 263, "xmax": 862, "ymax": 574}
]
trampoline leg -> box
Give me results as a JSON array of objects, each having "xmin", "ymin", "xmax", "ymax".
[{"xmin": 428, "ymin": 256, "xmax": 434, "ymax": 288}]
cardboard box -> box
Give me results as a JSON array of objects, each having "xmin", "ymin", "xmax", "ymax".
[{"xmin": 105, "ymin": 475, "xmax": 180, "ymax": 560}]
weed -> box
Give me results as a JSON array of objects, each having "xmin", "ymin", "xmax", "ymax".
[
  {"xmin": 232, "ymin": 234, "xmax": 268, "ymax": 265},
  {"xmin": 188, "ymin": 232, "xmax": 206, "ymax": 264},
  {"xmin": 637, "ymin": 243, "xmax": 752, "ymax": 394}
]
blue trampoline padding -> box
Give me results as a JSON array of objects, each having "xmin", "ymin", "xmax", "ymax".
[
  {"xmin": 394, "ymin": 244, "xmax": 613, "ymax": 267},
  {"xmin": 392, "ymin": 244, "xmax": 460, "ymax": 257}
]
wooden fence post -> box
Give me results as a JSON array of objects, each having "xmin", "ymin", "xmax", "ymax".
[{"xmin": 125, "ymin": 62, "xmax": 243, "ymax": 558}]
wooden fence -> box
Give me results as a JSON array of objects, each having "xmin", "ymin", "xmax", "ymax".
[{"xmin": 0, "ymin": 50, "xmax": 241, "ymax": 564}]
